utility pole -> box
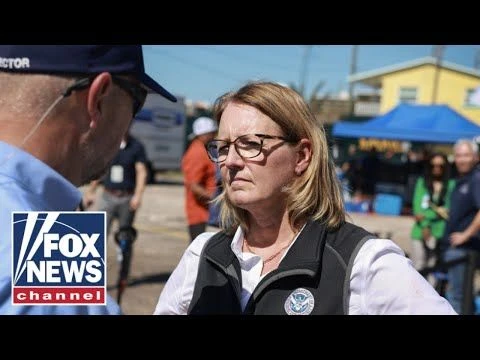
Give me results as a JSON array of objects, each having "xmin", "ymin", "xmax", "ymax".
[
  {"xmin": 475, "ymin": 48, "xmax": 480, "ymax": 69},
  {"xmin": 431, "ymin": 45, "xmax": 445, "ymax": 104},
  {"xmin": 349, "ymin": 45, "xmax": 358, "ymax": 117},
  {"xmin": 299, "ymin": 45, "xmax": 313, "ymax": 98}
]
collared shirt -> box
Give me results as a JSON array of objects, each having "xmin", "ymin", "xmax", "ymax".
[
  {"xmin": 154, "ymin": 226, "xmax": 457, "ymax": 315},
  {"xmin": 0, "ymin": 141, "xmax": 121, "ymax": 315}
]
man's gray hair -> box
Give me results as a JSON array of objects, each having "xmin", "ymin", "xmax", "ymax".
[{"xmin": 454, "ymin": 138, "xmax": 479, "ymax": 155}]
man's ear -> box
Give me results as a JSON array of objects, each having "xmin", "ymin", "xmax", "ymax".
[
  {"xmin": 87, "ymin": 72, "xmax": 113, "ymax": 129},
  {"xmin": 295, "ymin": 138, "xmax": 312, "ymax": 176}
]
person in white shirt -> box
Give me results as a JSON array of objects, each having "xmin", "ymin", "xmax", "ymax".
[{"xmin": 154, "ymin": 81, "xmax": 457, "ymax": 315}]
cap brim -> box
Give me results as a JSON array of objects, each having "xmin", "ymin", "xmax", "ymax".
[{"xmin": 140, "ymin": 73, "xmax": 177, "ymax": 103}]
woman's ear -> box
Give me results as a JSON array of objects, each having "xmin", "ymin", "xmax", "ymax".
[
  {"xmin": 295, "ymin": 138, "xmax": 312, "ymax": 175},
  {"xmin": 86, "ymin": 72, "xmax": 113, "ymax": 129}
]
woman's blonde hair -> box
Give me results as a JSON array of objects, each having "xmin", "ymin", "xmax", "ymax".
[{"xmin": 212, "ymin": 80, "xmax": 345, "ymax": 234}]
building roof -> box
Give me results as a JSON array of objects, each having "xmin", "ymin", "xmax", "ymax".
[{"xmin": 348, "ymin": 56, "xmax": 480, "ymax": 87}]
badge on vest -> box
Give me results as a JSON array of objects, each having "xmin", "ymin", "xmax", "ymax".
[
  {"xmin": 459, "ymin": 183, "xmax": 469, "ymax": 194},
  {"xmin": 284, "ymin": 288, "xmax": 315, "ymax": 315}
]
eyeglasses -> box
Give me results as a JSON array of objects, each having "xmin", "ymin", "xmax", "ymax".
[
  {"xmin": 63, "ymin": 75, "xmax": 147, "ymax": 116},
  {"xmin": 205, "ymin": 133, "xmax": 297, "ymax": 163}
]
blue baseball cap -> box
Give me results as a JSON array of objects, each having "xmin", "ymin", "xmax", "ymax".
[{"xmin": 0, "ymin": 45, "xmax": 177, "ymax": 102}]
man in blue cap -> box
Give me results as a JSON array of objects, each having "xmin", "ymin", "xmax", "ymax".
[{"xmin": 0, "ymin": 45, "xmax": 176, "ymax": 315}]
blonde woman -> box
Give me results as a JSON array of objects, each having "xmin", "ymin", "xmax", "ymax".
[{"xmin": 154, "ymin": 81, "xmax": 456, "ymax": 315}]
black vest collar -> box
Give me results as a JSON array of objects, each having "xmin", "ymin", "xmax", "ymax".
[{"xmin": 278, "ymin": 220, "xmax": 326, "ymax": 272}]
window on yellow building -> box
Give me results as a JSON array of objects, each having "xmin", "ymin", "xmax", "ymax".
[
  {"xmin": 399, "ymin": 87, "xmax": 417, "ymax": 104},
  {"xmin": 465, "ymin": 88, "xmax": 480, "ymax": 107}
]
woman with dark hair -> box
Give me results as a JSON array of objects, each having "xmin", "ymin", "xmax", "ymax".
[{"xmin": 410, "ymin": 152, "xmax": 455, "ymax": 278}]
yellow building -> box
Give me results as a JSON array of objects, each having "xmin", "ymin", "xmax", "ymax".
[{"xmin": 348, "ymin": 56, "xmax": 480, "ymax": 124}]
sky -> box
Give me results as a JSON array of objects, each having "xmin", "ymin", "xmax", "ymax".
[{"xmin": 142, "ymin": 45, "xmax": 480, "ymax": 105}]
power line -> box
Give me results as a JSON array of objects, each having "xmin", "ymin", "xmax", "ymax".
[
  {"xmin": 198, "ymin": 45, "xmax": 344, "ymax": 73},
  {"xmin": 146, "ymin": 48, "xmax": 243, "ymax": 83},
  {"xmin": 193, "ymin": 45, "xmax": 297, "ymax": 73},
  {"xmin": 475, "ymin": 48, "xmax": 480, "ymax": 70}
]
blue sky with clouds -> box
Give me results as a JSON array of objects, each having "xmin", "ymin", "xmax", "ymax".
[{"xmin": 143, "ymin": 45, "xmax": 479, "ymax": 104}]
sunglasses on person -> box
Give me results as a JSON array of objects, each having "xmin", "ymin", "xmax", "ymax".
[{"xmin": 63, "ymin": 75, "xmax": 148, "ymax": 116}]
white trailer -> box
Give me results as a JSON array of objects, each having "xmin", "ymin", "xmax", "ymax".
[{"xmin": 130, "ymin": 93, "xmax": 186, "ymax": 176}]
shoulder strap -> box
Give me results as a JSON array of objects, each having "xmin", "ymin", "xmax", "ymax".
[{"xmin": 342, "ymin": 231, "xmax": 376, "ymax": 314}]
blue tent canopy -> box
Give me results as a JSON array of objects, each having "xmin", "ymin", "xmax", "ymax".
[{"xmin": 332, "ymin": 104, "xmax": 480, "ymax": 144}]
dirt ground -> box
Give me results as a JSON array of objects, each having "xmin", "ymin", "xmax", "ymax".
[{"xmin": 95, "ymin": 179, "xmax": 422, "ymax": 315}]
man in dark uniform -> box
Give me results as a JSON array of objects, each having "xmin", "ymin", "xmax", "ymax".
[
  {"xmin": 84, "ymin": 129, "xmax": 148, "ymax": 238},
  {"xmin": 83, "ymin": 129, "xmax": 148, "ymax": 303},
  {"xmin": 441, "ymin": 139, "xmax": 480, "ymax": 314}
]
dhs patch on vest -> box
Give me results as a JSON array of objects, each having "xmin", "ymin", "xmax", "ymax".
[
  {"xmin": 284, "ymin": 288, "xmax": 315, "ymax": 315},
  {"xmin": 11, "ymin": 212, "xmax": 106, "ymax": 306}
]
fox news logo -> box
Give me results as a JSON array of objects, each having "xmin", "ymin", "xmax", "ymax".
[{"xmin": 11, "ymin": 212, "xmax": 106, "ymax": 305}]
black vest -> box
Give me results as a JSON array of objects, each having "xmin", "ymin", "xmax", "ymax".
[{"xmin": 188, "ymin": 220, "xmax": 374, "ymax": 315}]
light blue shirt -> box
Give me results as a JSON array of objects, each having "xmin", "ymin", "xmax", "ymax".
[{"xmin": 0, "ymin": 141, "xmax": 122, "ymax": 315}]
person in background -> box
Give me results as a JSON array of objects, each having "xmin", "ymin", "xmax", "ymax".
[
  {"xmin": 410, "ymin": 152, "xmax": 455, "ymax": 282},
  {"xmin": 0, "ymin": 45, "xmax": 177, "ymax": 315},
  {"xmin": 360, "ymin": 147, "xmax": 380, "ymax": 202},
  {"xmin": 83, "ymin": 129, "xmax": 148, "ymax": 238},
  {"xmin": 207, "ymin": 164, "xmax": 222, "ymax": 229},
  {"xmin": 441, "ymin": 139, "xmax": 480, "ymax": 314},
  {"xmin": 153, "ymin": 81, "xmax": 456, "ymax": 315},
  {"xmin": 341, "ymin": 143, "xmax": 362, "ymax": 201},
  {"xmin": 182, "ymin": 117, "xmax": 218, "ymax": 242},
  {"xmin": 82, "ymin": 128, "xmax": 148, "ymax": 307},
  {"xmin": 83, "ymin": 127, "xmax": 148, "ymax": 281}
]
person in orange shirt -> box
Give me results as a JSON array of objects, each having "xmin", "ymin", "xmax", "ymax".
[{"xmin": 182, "ymin": 117, "xmax": 218, "ymax": 242}]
